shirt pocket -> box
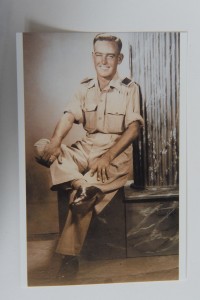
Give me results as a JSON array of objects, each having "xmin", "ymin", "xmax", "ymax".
[
  {"xmin": 105, "ymin": 100, "xmax": 126, "ymax": 133},
  {"xmin": 82, "ymin": 103, "xmax": 97, "ymax": 131}
]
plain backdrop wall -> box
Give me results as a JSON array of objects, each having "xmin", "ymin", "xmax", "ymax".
[{"xmin": 23, "ymin": 32, "xmax": 130, "ymax": 234}]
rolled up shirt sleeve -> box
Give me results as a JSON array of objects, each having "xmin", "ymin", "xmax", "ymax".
[
  {"xmin": 63, "ymin": 87, "xmax": 84, "ymax": 124},
  {"xmin": 124, "ymin": 83, "xmax": 144, "ymax": 128}
]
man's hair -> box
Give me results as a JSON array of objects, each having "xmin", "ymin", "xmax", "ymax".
[{"xmin": 93, "ymin": 33, "xmax": 122, "ymax": 53}]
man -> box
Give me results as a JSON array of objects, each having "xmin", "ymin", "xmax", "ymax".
[{"xmin": 34, "ymin": 33, "xmax": 144, "ymax": 278}]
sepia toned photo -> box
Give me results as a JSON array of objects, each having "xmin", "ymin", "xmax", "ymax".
[{"xmin": 19, "ymin": 32, "xmax": 180, "ymax": 286}]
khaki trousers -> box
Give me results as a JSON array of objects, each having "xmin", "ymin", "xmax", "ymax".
[{"xmin": 35, "ymin": 133, "xmax": 132, "ymax": 255}]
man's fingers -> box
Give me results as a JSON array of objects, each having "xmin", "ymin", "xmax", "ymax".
[
  {"xmin": 58, "ymin": 147, "xmax": 65, "ymax": 164},
  {"xmin": 105, "ymin": 168, "xmax": 109, "ymax": 181},
  {"xmin": 97, "ymin": 169, "xmax": 101, "ymax": 181},
  {"xmin": 90, "ymin": 164, "xmax": 100, "ymax": 178},
  {"xmin": 49, "ymin": 155, "xmax": 57, "ymax": 163},
  {"xmin": 57, "ymin": 155, "xmax": 62, "ymax": 164},
  {"xmin": 42, "ymin": 151, "xmax": 52, "ymax": 161},
  {"xmin": 42, "ymin": 145, "xmax": 51, "ymax": 161},
  {"xmin": 42, "ymin": 149, "xmax": 61, "ymax": 163},
  {"xmin": 90, "ymin": 167, "xmax": 96, "ymax": 177},
  {"xmin": 90, "ymin": 164, "xmax": 109, "ymax": 182},
  {"xmin": 101, "ymin": 168, "xmax": 109, "ymax": 183},
  {"xmin": 101, "ymin": 168, "xmax": 106, "ymax": 183},
  {"xmin": 97, "ymin": 168, "xmax": 105, "ymax": 182}
]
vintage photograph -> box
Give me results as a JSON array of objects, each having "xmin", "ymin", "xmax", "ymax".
[{"xmin": 20, "ymin": 32, "xmax": 180, "ymax": 286}]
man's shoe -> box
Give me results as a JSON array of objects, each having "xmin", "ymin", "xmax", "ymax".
[
  {"xmin": 57, "ymin": 255, "xmax": 79, "ymax": 279},
  {"xmin": 70, "ymin": 186, "xmax": 104, "ymax": 215}
]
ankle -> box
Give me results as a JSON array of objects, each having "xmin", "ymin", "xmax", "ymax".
[{"xmin": 71, "ymin": 179, "xmax": 90, "ymax": 190}]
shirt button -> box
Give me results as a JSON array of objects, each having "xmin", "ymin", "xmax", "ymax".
[{"xmin": 99, "ymin": 117, "xmax": 102, "ymax": 120}]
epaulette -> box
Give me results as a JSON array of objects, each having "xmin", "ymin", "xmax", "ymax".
[
  {"xmin": 81, "ymin": 77, "xmax": 93, "ymax": 84},
  {"xmin": 121, "ymin": 77, "xmax": 133, "ymax": 86}
]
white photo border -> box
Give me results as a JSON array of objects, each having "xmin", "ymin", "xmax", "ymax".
[{"xmin": 1, "ymin": 0, "xmax": 199, "ymax": 299}]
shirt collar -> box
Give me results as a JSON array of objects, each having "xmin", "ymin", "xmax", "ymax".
[
  {"xmin": 87, "ymin": 78, "xmax": 96, "ymax": 89},
  {"xmin": 87, "ymin": 73, "xmax": 122, "ymax": 90},
  {"xmin": 109, "ymin": 73, "xmax": 122, "ymax": 90}
]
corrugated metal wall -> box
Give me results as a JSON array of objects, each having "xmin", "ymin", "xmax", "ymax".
[{"xmin": 129, "ymin": 32, "xmax": 180, "ymax": 188}]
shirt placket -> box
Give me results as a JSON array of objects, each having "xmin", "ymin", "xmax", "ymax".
[{"xmin": 96, "ymin": 89, "xmax": 107, "ymax": 132}]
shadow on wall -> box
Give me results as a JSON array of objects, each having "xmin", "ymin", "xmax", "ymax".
[{"xmin": 24, "ymin": 32, "xmax": 91, "ymax": 234}]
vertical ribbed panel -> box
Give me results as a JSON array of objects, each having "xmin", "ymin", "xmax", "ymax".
[{"xmin": 129, "ymin": 33, "xmax": 180, "ymax": 188}]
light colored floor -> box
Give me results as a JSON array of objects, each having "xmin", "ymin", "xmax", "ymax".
[{"xmin": 27, "ymin": 237, "xmax": 179, "ymax": 286}]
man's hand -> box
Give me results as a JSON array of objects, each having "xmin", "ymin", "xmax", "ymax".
[
  {"xmin": 90, "ymin": 153, "xmax": 111, "ymax": 183},
  {"xmin": 35, "ymin": 113, "xmax": 75, "ymax": 167},
  {"xmin": 42, "ymin": 138, "xmax": 62, "ymax": 164},
  {"xmin": 89, "ymin": 121, "xmax": 141, "ymax": 182}
]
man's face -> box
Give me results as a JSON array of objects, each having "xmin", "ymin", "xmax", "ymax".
[{"xmin": 92, "ymin": 40, "xmax": 124, "ymax": 80}]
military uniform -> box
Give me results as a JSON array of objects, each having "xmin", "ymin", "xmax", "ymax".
[{"xmin": 35, "ymin": 73, "xmax": 144, "ymax": 256}]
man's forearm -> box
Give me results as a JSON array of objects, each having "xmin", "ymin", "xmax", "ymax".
[
  {"xmin": 50, "ymin": 112, "xmax": 75, "ymax": 145},
  {"xmin": 105, "ymin": 121, "xmax": 140, "ymax": 161},
  {"xmin": 41, "ymin": 112, "xmax": 75, "ymax": 162}
]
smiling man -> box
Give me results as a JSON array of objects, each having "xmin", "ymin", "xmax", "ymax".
[
  {"xmin": 92, "ymin": 37, "xmax": 124, "ymax": 85},
  {"xmin": 34, "ymin": 33, "xmax": 144, "ymax": 279}
]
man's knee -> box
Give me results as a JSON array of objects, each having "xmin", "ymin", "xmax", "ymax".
[{"xmin": 34, "ymin": 138, "xmax": 50, "ymax": 167}]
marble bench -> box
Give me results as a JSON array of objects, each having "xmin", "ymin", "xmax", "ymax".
[
  {"xmin": 124, "ymin": 184, "xmax": 179, "ymax": 257},
  {"xmin": 56, "ymin": 184, "xmax": 179, "ymax": 260}
]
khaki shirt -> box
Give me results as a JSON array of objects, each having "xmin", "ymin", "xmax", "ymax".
[{"xmin": 64, "ymin": 73, "xmax": 144, "ymax": 134}]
